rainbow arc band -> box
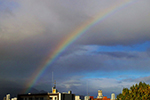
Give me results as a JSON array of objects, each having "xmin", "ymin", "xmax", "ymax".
[{"xmin": 24, "ymin": 0, "xmax": 138, "ymax": 93}]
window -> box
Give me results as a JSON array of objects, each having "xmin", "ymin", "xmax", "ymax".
[
  {"xmin": 50, "ymin": 97, "xmax": 52, "ymax": 100},
  {"xmin": 29, "ymin": 98, "xmax": 32, "ymax": 100},
  {"xmin": 40, "ymin": 97, "xmax": 44, "ymax": 100},
  {"xmin": 35, "ymin": 97, "xmax": 39, "ymax": 100},
  {"xmin": 20, "ymin": 98, "xmax": 23, "ymax": 100}
]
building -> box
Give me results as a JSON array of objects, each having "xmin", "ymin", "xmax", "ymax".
[
  {"xmin": 75, "ymin": 95, "xmax": 84, "ymax": 100},
  {"xmin": 18, "ymin": 93, "xmax": 50, "ymax": 100},
  {"xmin": 3, "ymin": 97, "xmax": 6, "ymax": 100},
  {"xmin": 6, "ymin": 94, "xmax": 10, "ymax": 100},
  {"xmin": 17, "ymin": 86, "xmax": 75, "ymax": 100},
  {"xmin": 11, "ymin": 97, "xmax": 17, "ymax": 100},
  {"xmin": 3, "ymin": 94, "xmax": 17, "ymax": 100},
  {"xmin": 91, "ymin": 96, "xmax": 110, "ymax": 100},
  {"xmin": 101, "ymin": 96, "xmax": 110, "ymax": 100},
  {"xmin": 84, "ymin": 96, "xmax": 90, "ymax": 100},
  {"xmin": 97, "ymin": 90, "xmax": 103, "ymax": 99},
  {"xmin": 111, "ymin": 93, "xmax": 115, "ymax": 100},
  {"xmin": 3, "ymin": 94, "xmax": 11, "ymax": 100},
  {"xmin": 91, "ymin": 90, "xmax": 110, "ymax": 100}
]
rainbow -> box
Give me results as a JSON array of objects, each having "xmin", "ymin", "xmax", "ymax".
[{"xmin": 24, "ymin": 0, "xmax": 137, "ymax": 93}]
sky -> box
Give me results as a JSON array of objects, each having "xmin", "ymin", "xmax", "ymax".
[{"xmin": 0, "ymin": 0, "xmax": 150, "ymax": 99}]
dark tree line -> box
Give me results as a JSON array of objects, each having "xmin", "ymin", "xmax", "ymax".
[{"xmin": 117, "ymin": 82, "xmax": 150, "ymax": 100}]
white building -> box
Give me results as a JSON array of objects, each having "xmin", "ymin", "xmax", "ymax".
[
  {"xmin": 97, "ymin": 90, "xmax": 103, "ymax": 99},
  {"xmin": 6, "ymin": 94, "xmax": 10, "ymax": 100},
  {"xmin": 111, "ymin": 93, "xmax": 115, "ymax": 100},
  {"xmin": 75, "ymin": 96, "xmax": 84, "ymax": 100},
  {"xmin": 84, "ymin": 96, "xmax": 90, "ymax": 100},
  {"xmin": 3, "ymin": 94, "xmax": 17, "ymax": 100},
  {"xmin": 17, "ymin": 86, "xmax": 75, "ymax": 100},
  {"xmin": 11, "ymin": 97, "xmax": 17, "ymax": 100},
  {"xmin": 75, "ymin": 96, "xmax": 81, "ymax": 100}
]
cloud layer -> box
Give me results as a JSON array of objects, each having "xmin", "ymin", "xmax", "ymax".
[{"xmin": 0, "ymin": 0, "xmax": 150, "ymax": 99}]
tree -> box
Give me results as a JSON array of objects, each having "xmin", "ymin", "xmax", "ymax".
[{"xmin": 117, "ymin": 82, "xmax": 150, "ymax": 100}]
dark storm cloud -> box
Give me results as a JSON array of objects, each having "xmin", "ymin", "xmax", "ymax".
[
  {"xmin": 0, "ymin": 78, "xmax": 41, "ymax": 99},
  {"xmin": 146, "ymin": 47, "xmax": 150, "ymax": 57},
  {"xmin": 55, "ymin": 77, "xmax": 136, "ymax": 98},
  {"xmin": 35, "ymin": 47, "xmax": 150, "ymax": 91},
  {"xmin": 0, "ymin": 0, "xmax": 150, "ymax": 45},
  {"xmin": 52, "ymin": 47, "xmax": 150, "ymax": 74},
  {"xmin": 76, "ymin": 0, "xmax": 150, "ymax": 45},
  {"xmin": 94, "ymin": 52, "xmax": 138, "ymax": 58},
  {"xmin": 121, "ymin": 76, "xmax": 150, "ymax": 83},
  {"xmin": 0, "ymin": 0, "xmax": 90, "ymax": 45},
  {"xmin": 0, "ymin": 0, "xmax": 150, "ymax": 99}
]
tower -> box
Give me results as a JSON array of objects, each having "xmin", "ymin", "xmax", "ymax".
[
  {"xmin": 6, "ymin": 94, "xmax": 10, "ymax": 100},
  {"xmin": 111, "ymin": 93, "xmax": 115, "ymax": 100},
  {"xmin": 51, "ymin": 72, "xmax": 57, "ymax": 93},
  {"xmin": 52, "ymin": 80, "xmax": 57, "ymax": 93},
  {"xmin": 97, "ymin": 90, "xmax": 103, "ymax": 98}
]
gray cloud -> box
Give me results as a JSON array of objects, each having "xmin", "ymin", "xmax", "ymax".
[
  {"xmin": 51, "ymin": 47, "xmax": 150, "ymax": 74},
  {"xmin": 0, "ymin": 0, "xmax": 150, "ymax": 45},
  {"xmin": 0, "ymin": 0, "xmax": 150, "ymax": 99},
  {"xmin": 76, "ymin": 0, "xmax": 150, "ymax": 45},
  {"xmin": 122, "ymin": 76, "xmax": 150, "ymax": 83},
  {"xmin": 94, "ymin": 52, "xmax": 139, "ymax": 58}
]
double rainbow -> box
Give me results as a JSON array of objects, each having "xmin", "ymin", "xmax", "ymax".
[{"xmin": 24, "ymin": 0, "xmax": 137, "ymax": 93}]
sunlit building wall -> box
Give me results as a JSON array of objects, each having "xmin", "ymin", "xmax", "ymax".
[
  {"xmin": 111, "ymin": 93, "xmax": 115, "ymax": 100},
  {"xmin": 18, "ymin": 86, "xmax": 75, "ymax": 100},
  {"xmin": 97, "ymin": 90, "xmax": 103, "ymax": 99},
  {"xmin": 75, "ymin": 95, "xmax": 84, "ymax": 100},
  {"xmin": 6, "ymin": 94, "xmax": 10, "ymax": 100},
  {"xmin": 11, "ymin": 98, "xmax": 17, "ymax": 100},
  {"xmin": 84, "ymin": 96, "xmax": 90, "ymax": 100}
]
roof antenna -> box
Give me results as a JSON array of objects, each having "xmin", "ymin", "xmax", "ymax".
[
  {"xmin": 87, "ymin": 81, "xmax": 89, "ymax": 96},
  {"xmin": 52, "ymin": 71, "xmax": 53, "ymax": 86},
  {"xmin": 54, "ymin": 80, "xmax": 56, "ymax": 89},
  {"xmin": 52, "ymin": 72, "xmax": 56, "ymax": 88}
]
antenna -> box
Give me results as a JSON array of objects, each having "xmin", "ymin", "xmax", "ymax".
[
  {"xmin": 54, "ymin": 80, "xmax": 56, "ymax": 89},
  {"xmin": 87, "ymin": 81, "xmax": 89, "ymax": 96},
  {"xmin": 52, "ymin": 72, "xmax": 53, "ymax": 86}
]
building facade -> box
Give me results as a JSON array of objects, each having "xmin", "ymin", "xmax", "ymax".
[
  {"xmin": 17, "ymin": 86, "xmax": 75, "ymax": 100},
  {"xmin": 97, "ymin": 90, "xmax": 103, "ymax": 99},
  {"xmin": 3, "ymin": 94, "xmax": 17, "ymax": 100},
  {"xmin": 111, "ymin": 93, "xmax": 115, "ymax": 100},
  {"xmin": 91, "ymin": 90, "xmax": 110, "ymax": 100},
  {"xmin": 75, "ymin": 95, "xmax": 84, "ymax": 100}
]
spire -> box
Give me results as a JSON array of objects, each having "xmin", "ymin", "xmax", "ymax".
[
  {"xmin": 51, "ymin": 72, "xmax": 57, "ymax": 93},
  {"xmin": 52, "ymin": 81, "xmax": 57, "ymax": 93},
  {"xmin": 52, "ymin": 72, "xmax": 53, "ymax": 87},
  {"xmin": 52, "ymin": 72, "xmax": 56, "ymax": 88},
  {"xmin": 54, "ymin": 80, "xmax": 56, "ymax": 89}
]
